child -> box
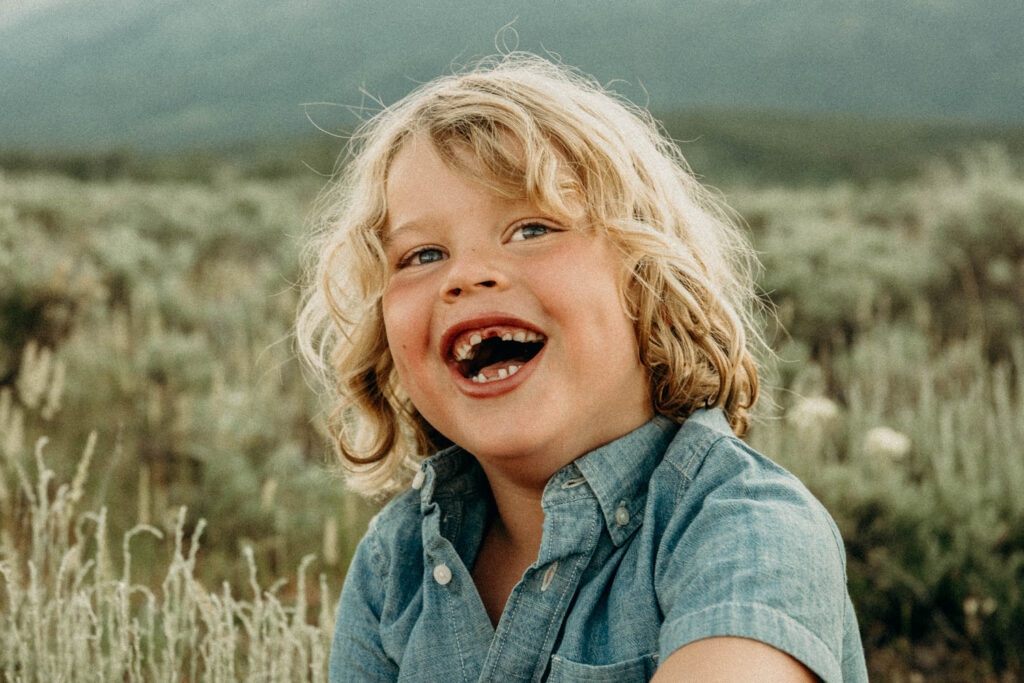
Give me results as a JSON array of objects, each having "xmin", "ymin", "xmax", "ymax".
[{"xmin": 298, "ymin": 54, "xmax": 868, "ymax": 682}]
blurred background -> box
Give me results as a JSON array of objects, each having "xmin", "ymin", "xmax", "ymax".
[{"xmin": 2, "ymin": 1, "xmax": 1023, "ymax": 679}]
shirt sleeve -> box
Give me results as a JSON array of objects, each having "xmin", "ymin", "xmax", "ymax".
[
  {"xmin": 329, "ymin": 521, "xmax": 400, "ymax": 682},
  {"xmin": 655, "ymin": 438, "xmax": 850, "ymax": 683}
]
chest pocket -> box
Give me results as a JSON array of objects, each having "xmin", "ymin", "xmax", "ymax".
[{"xmin": 546, "ymin": 652, "xmax": 658, "ymax": 682}]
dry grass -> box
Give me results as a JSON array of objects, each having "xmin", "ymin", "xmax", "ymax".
[{"xmin": 0, "ymin": 436, "xmax": 333, "ymax": 681}]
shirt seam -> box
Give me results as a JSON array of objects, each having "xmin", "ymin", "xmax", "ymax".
[
  {"xmin": 669, "ymin": 599, "xmax": 830, "ymax": 643},
  {"xmin": 665, "ymin": 431, "xmax": 730, "ymax": 484},
  {"xmin": 828, "ymin": 522, "xmax": 850, "ymax": 628}
]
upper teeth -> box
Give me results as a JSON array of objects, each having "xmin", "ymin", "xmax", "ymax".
[{"xmin": 452, "ymin": 327, "xmax": 544, "ymax": 361}]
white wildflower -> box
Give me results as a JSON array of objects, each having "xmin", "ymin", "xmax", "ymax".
[
  {"xmin": 138, "ymin": 463, "xmax": 151, "ymax": 526},
  {"xmin": 68, "ymin": 430, "xmax": 97, "ymax": 505},
  {"xmin": 16, "ymin": 340, "xmax": 51, "ymax": 409},
  {"xmin": 788, "ymin": 396, "xmax": 841, "ymax": 432},
  {"xmin": 864, "ymin": 426, "xmax": 912, "ymax": 461},
  {"xmin": 40, "ymin": 356, "xmax": 66, "ymax": 420},
  {"xmin": 2, "ymin": 403, "xmax": 25, "ymax": 461}
]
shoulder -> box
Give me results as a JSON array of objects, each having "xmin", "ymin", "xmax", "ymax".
[
  {"xmin": 648, "ymin": 410, "xmax": 854, "ymax": 682},
  {"xmin": 654, "ymin": 410, "xmax": 844, "ymax": 560},
  {"xmin": 354, "ymin": 486, "xmax": 424, "ymax": 578},
  {"xmin": 652, "ymin": 419, "xmax": 847, "ymax": 589},
  {"xmin": 373, "ymin": 484, "xmax": 424, "ymax": 527},
  {"xmin": 331, "ymin": 491, "xmax": 421, "ymax": 680}
]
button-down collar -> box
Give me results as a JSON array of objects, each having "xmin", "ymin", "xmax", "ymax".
[
  {"xmin": 569, "ymin": 415, "xmax": 678, "ymax": 545},
  {"xmin": 416, "ymin": 415, "xmax": 681, "ymax": 547},
  {"xmin": 415, "ymin": 445, "xmax": 482, "ymax": 511}
]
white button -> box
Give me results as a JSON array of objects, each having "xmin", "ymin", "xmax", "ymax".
[
  {"xmin": 433, "ymin": 563, "xmax": 452, "ymax": 585},
  {"xmin": 412, "ymin": 470, "xmax": 425, "ymax": 490},
  {"xmin": 615, "ymin": 502, "xmax": 630, "ymax": 526}
]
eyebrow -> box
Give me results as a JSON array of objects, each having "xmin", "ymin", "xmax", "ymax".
[
  {"xmin": 382, "ymin": 206, "xmax": 574, "ymax": 249},
  {"xmin": 380, "ymin": 221, "xmax": 421, "ymax": 249}
]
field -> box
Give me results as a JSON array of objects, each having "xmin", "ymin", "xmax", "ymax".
[{"xmin": 1, "ymin": 129, "xmax": 1023, "ymax": 680}]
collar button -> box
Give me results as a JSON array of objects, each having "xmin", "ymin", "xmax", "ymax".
[
  {"xmin": 615, "ymin": 502, "xmax": 630, "ymax": 527},
  {"xmin": 433, "ymin": 563, "xmax": 452, "ymax": 585}
]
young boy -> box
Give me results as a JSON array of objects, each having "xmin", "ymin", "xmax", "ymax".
[{"xmin": 298, "ymin": 54, "xmax": 868, "ymax": 682}]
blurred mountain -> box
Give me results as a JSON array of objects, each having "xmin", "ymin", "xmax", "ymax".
[{"xmin": 1, "ymin": 0, "xmax": 1022, "ymax": 151}]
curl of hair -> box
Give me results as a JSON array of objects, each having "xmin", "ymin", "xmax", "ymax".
[{"xmin": 296, "ymin": 53, "xmax": 767, "ymax": 497}]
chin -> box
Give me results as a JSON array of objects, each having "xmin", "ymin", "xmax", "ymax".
[{"xmin": 445, "ymin": 420, "xmax": 558, "ymax": 463}]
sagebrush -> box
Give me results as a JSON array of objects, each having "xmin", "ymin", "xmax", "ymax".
[{"xmin": 1, "ymin": 147, "xmax": 1022, "ymax": 679}]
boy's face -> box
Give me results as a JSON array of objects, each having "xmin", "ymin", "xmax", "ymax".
[{"xmin": 381, "ymin": 137, "xmax": 653, "ymax": 481}]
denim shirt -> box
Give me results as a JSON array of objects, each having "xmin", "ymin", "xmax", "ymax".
[{"xmin": 329, "ymin": 409, "xmax": 868, "ymax": 682}]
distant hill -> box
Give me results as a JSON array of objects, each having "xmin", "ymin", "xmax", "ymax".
[
  {"xmin": 5, "ymin": 108, "xmax": 1022, "ymax": 188},
  {"xmin": 1, "ymin": 0, "xmax": 1022, "ymax": 152}
]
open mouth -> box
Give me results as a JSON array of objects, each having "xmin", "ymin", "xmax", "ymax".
[{"xmin": 449, "ymin": 325, "xmax": 546, "ymax": 384}]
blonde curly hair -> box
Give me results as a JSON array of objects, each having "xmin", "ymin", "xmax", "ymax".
[{"xmin": 297, "ymin": 54, "xmax": 765, "ymax": 496}]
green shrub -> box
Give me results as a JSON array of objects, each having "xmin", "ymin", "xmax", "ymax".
[
  {"xmin": 2, "ymin": 147, "xmax": 1023, "ymax": 678},
  {"xmin": 752, "ymin": 332, "xmax": 1024, "ymax": 677}
]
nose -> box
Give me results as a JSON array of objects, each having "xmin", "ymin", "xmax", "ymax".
[{"xmin": 440, "ymin": 249, "xmax": 509, "ymax": 302}]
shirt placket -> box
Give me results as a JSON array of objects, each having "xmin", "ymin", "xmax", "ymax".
[
  {"xmin": 476, "ymin": 491, "xmax": 604, "ymax": 682},
  {"xmin": 416, "ymin": 492, "xmax": 495, "ymax": 682}
]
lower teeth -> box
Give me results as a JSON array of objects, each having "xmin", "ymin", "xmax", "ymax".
[{"xmin": 472, "ymin": 364, "xmax": 520, "ymax": 383}]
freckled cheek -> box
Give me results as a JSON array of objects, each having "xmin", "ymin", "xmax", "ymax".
[
  {"xmin": 382, "ymin": 327, "xmax": 424, "ymax": 401},
  {"xmin": 382, "ymin": 289, "xmax": 436, "ymax": 387}
]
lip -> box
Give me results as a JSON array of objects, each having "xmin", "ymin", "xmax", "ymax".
[{"xmin": 440, "ymin": 314, "xmax": 548, "ymax": 397}]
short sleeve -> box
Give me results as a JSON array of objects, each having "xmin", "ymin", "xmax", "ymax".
[
  {"xmin": 329, "ymin": 521, "xmax": 400, "ymax": 682},
  {"xmin": 655, "ymin": 438, "xmax": 850, "ymax": 683}
]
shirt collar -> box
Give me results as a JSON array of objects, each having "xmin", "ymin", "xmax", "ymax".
[
  {"xmin": 417, "ymin": 413, "xmax": 709, "ymax": 545},
  {"xmin": 417, "ymin": 445, "xmax": 483, "ymax": 512},
  {"xmin": 570, "ymin": 415, "xmax": 679, "ymax": 545}
]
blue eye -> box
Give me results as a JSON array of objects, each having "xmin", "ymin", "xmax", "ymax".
[
  {"xmin": 510, "ymin": 223, "xmax": 551, "ymax": 241},
  {"xmin": 398, "ymin": 246, "xmax": 446, "ymax": 268}
]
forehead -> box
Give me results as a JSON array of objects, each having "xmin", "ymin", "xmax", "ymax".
[
  {"xmin": 383, "ymin": 134, "xmax": 584, "ymax": 234},
  {"xmin": 391, "ymin": 131, "xmax": 523, "ymax": 190},
  {"xmin": 386, "ymin": 136, "xmax": 481, "ymax": 192},
  {"xmin": 386, "ymin": 136, "xmax": 492, "ymax": 201},
  {"xmin": 382, "ymin": 137, "xmax": 523, "ymax": 238}
]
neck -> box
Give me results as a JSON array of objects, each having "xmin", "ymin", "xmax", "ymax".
[
  {"xmin": 478, "ymin": 462, "xmax": 547, "ymax": 559},
  {"xmin": 472, "ymin": 406, "xmax": 656, "ymax": 555}
]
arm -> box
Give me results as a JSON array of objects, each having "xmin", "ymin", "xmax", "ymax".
[{"xmin": 651, "ymin": 636, "xmax": 817, "ymax": 682}]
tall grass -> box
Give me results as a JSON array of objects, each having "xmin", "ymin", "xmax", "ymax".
[{"xmin": 0, "ymin": 432, "xmax": 333, "ymax": 680}]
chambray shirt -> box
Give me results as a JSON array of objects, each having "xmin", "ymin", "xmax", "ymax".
[{"xmin": 329, "ymin": 409, "xmax": 868, "ymax": 682}]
